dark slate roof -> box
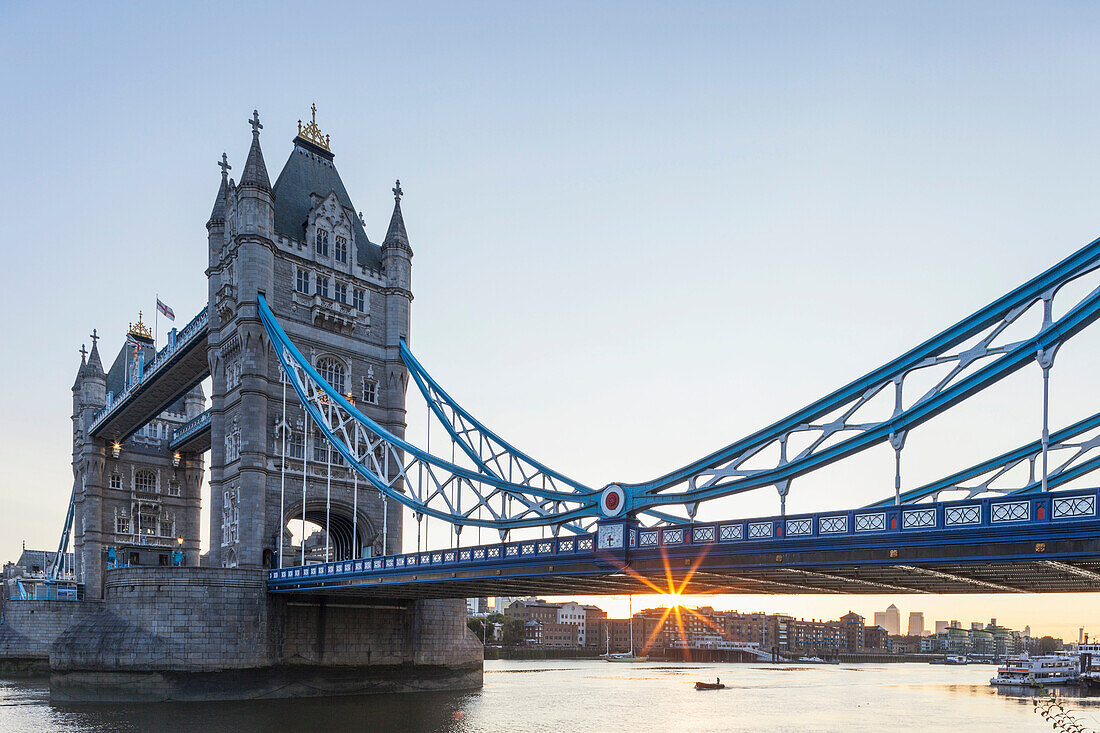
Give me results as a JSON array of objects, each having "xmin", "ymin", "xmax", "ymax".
[
  {"xmin": 86, "ymin": 341, "xmax": 104, "ymax": 376},
  {"xmin": 208, "ymin": 171, "xmax": 228, "ymax": 224},
  {"xmin": 240, "ymin": 130, "xmax": 271, "ymax": 190},
  {"xmin": 271, "ymin": 137, "xmax": 382, "ymax": 270},
  {"xmin": 105, "ymin": 340, "xmax": 187, "ymax": 415},
  {"xmin": 383, "ymin": 197, "xmax": 409, "ymax": 248}
]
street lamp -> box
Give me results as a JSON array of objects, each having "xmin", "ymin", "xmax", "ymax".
[
  {"xmin": 172, "ymin": 451, "xmax": 181, "ymax": 467},
  {"xmin": 111, "ymin": 442, "xmax": 122, "ymax": 459}
]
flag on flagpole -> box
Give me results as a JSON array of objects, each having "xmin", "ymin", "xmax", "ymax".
[
  {"xmin": 156, "ymin": 298, "xmax": 176, "ymax": 321},
  {"xmin": 126, "ymin": 334, "xmax": 142, "ymax": 349}
]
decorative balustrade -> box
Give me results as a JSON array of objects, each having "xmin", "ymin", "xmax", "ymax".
[
  {"xmin": 169, "ymin": 409, "xmax": 211, "ymax": 448},
  {"xmin": 268, "ymin": 486, "xmax": 1100, "ymax": 587}
]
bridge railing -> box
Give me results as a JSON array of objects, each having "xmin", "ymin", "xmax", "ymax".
[
  {"xmin": 89, "ymin": 306, "xmax": 209, "ymax": 433},
  {"xmin": 169, "ymin": 409, "xmax": 211, "ymax": 449},
  {"xmin": 267, "ymin": 486, "xmax": 1099, "ymax": 587}
]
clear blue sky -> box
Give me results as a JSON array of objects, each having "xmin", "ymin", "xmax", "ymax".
[{"xmin": 2, "ymin": 1, "xmax": 1100, "ymax": 638}]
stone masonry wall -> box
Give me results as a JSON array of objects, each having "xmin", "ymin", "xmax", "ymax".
[
  {"xmin": 48, "ymin": 566, "xmax": 482, "ymax": 701},
  {"xmin": 0, "ymin": 598, "xmax": 105, "ymax": 660},
  {"xmin": 52, "ymin": 567, "xmax": 270, "ymax": 672},
  {"xmin": 278, "ymin": 597, "xmax": 482, "ymax": 669}
]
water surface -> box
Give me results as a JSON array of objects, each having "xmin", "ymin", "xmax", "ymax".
[{"xmin": 2, "ymin": 660, "xmax": 1097, "ymax": 732}]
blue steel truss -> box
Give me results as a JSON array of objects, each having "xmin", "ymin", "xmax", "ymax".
[
  {"xmin": 866, "ymin": 412, "xmax": 1100, "ymax": 507},
  {"xmin": 260, "ymin": 295, "xmax": 601, "ymax": 533},
  {"xmin": 258, "ymin": 234, "xmax": 1100, "ymax": 531}
]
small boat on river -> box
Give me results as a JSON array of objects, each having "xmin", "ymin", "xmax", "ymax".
[{"xmin": 695, "ymin": 681, "xmax": 726, "ymax": 690}]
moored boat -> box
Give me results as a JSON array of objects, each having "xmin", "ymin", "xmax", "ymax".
[
  {"xmin": 1078, "ymin": 643, "xmax": 1100, "ymax": 689},
  {"xmin": 990, "ymin": 655, "xmax": 1079, "ymax": 688},
  {"xmin": 695, "ymin": 681, "xmax": 726, "ymax": 690}
]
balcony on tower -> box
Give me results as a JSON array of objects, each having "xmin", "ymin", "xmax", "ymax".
[{"xmin": 291, "ymin": 290, "xmax": 368, "ymax": 335}]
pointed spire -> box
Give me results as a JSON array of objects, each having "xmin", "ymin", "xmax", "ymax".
[
  {"xmin": 72, "ymin": 345, "xmax": 87, "ymax": 389},
  {"xmin": 208, "ymin": 153, "xmax": 230, "ymax": 225},
  {"xmin": 240, "ymin": 110, "xmax": 271, "ymax": 190},
  {"xmin": 86, "ymin": 329, "xmax": 104, "ymax": 377},
  {"xmin": 383, "ymin": 180, "xmax": 409, "ymax": 248}
]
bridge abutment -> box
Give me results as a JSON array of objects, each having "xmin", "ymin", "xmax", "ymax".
[{"xmin": 48, "ymin": 567, "xmax": 482, "ymax": 702}]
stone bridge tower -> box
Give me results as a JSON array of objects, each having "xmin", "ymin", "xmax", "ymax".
[
  {"xmin": 206, "ymin": 108, "xmax": 411, "ymax": 569},
  {"xmin": 70, "ymin": 320, "xmax": 205, "ymax": 599}
]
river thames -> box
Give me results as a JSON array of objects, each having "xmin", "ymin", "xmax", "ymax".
[{"xmin": 2, "ymin": 660, "xmax": 1098, "ymax": 732}]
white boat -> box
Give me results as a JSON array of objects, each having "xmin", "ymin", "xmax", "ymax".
[
  {"xmin": 990, "ymin": 655, "xmax": 1079, "ymax": 687},
  {"xmin": 1078, "ymin": 643, "xmax": 1100, "ymax": 690}
]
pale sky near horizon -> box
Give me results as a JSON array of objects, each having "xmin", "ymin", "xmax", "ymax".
[{"xmin": 2, "ymin": 1, "xmax": 1100, "ymax": 639}]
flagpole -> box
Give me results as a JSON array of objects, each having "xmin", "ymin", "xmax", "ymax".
[{"xmin": 154, "ymin": 293, "xmax": 159, "ymax": 349}]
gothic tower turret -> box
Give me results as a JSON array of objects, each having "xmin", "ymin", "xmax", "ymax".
[
  {"xmin": 207, "ymin": 153, "xmax": 230, "ymax": 268},
  {"xmin": 207, "ymin": 111, "xmax": 278, "ymax": 568},
  {"xmin": 72, "ymin": 331, "xmax": 107, "ymax": 593}
]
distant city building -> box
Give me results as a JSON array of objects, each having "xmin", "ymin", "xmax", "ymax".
[
  {"xmin": 504, "ymin": 599, "xmax": 588, "ymax": 648},
  {"xmin": 874, "ymin": 604, "xmax": 901, "ymax": 636},
  {"xmin": 935, "ymin": 620, "xmax": 949, "ymax": 635},
  {"xmin": 581, "ymin": 605, "xmax": 607, "ymax": 649},
  {"xmin": 907, "ymin": 612, "xmax": 925, "ymax": 637}
]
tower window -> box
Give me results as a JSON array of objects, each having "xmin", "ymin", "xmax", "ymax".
[
  {"xmin": 334, "ymin": 283, "xmax": 347, "ymax": 304},
  {"xmin": 296, "ymin": 269, "xmax": 310, "ymax": 294},
  {"xmin": 116, "ymin": 517, "xmax": 130, "ymax": 534},
  {"xmin": 135, "ymin": 469, "xmax": 157, "ymax": 493},
  {"xmin": 362, "ymin": 379, "xmax": 377, "ymax": 405},
  {"xmin": 353, "ymin": 289, "xmax": 365, "ymax": 312},
  {"xmin": 287, "ymin": 431, "xmax": 304, "ymax": 459},
  {"xmin": 317, "ymin": 357, "xmax": 346, "ymax": 394},
  {"xmin": 139, "ymin": 512, "xmax": 158, "ymax": 535},
  {"xmin": 315, "ymin": 276, "xmax": 329, "ymax": 299},
  {"xmin": 315, "ymin": 228, "xmax": 329, "ymax": 256},
  {"xmin": 335, "ymin": 236, "xmax": 347, "ymax": 263},
  {"xmin": 168, "ymin": 480, "xmax": 181, "ymax": 497},
  {"xmin": 109, "ymin": 474, "xmax": 122, "ymax": 490}
]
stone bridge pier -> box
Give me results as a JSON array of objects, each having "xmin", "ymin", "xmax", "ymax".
[{"xmin": 48, "ymin": 567, "xmax": 482, "ymax": 702}]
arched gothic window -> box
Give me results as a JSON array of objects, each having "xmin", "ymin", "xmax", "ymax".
[
  {"xmin": 134, "ymin": 469, "xmax": 156, "ymax": 493},
  {"xmin": 315, "ymin": 228, "xmax": 329, "ymax": 256},
  {"xmin": 317, "ymin": 356, "xmax": 346, "ymax": 394}
]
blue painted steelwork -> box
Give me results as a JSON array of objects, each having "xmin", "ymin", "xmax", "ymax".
[
  {"xmin": 268, "ymin": 486, "xmax": 1100, "ymax": 593},
  {"xmin": 258, "ymin": 295, "xmax": 602, "ymax": 531},
  {"xmin": 47, "ymin": 482, "xmax": 76, "ymax": 581},
  {"xmin": 88, "ymin": 305, "xmax": 209, "ymax": 435},
  {"xmin": 621, "ymin": 239, "xmax": 1100, "ymax": 510},
  {"xmin": 259, "ymin": 233, "xmax": 1100, "ymax": 531},
  {"xmin": 168, "ymin": 408, "xmax": 211, "ymax": 451},
  {"xmin": 399, "ymin": 339, "xmax": 683, "ymax": 527},
  {"xmin": 866, "ymin": 411, "xmax": 1100, "ymax": 507}
]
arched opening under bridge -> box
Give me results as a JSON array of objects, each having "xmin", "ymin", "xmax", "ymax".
[{"xmin": 282, "ymin": 502, "xmax": 377, "ymax": 565}]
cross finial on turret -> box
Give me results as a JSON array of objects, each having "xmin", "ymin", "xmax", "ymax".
[
  {"xmin": 218, "ymin": 152, "xmax": 231, "ymax": 177},
  {"xmin": 90, "ymin": 329, "xmax": 99, "ymax": 346},
  {"xmin": 392, "ymin": 179, "xmax": 403, "ymax": 201},
  {"xmin": 249, "ymin": 110, "xmax": 263, "ymax": 136},
  {"xmin": 79, "ymin": 344, "xmax": 88, "ymax": 360}
]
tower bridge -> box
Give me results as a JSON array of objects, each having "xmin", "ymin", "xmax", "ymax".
[{"xmin": 2, "ymin": 106, "xmax": 1100, "ymax": 702}]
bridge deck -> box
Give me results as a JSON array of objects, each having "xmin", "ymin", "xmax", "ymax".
[
  {"xmin": 268, "ymin": 489, "xmax": 1100, "ymax": 599},
  {"xmin": 90, "ymin": 308, "xmax": 209, "ymax": 443}
]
